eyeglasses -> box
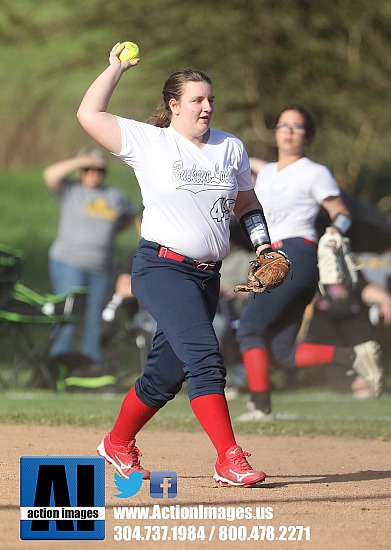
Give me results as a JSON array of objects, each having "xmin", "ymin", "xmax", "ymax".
[
  {"xmin": 275, "ymin": 122, "xmax": 306, "ymax": 133},
  {"xmin": 82, "ymin": 167, "xmax": 106, "ymax": 174}
]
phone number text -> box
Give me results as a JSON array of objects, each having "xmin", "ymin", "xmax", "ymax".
[{"xmin": 113, "ymin": 524, "xmax": 311, "ymax": 542}]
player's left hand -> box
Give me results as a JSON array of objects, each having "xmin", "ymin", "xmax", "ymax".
[{"xmin": 234, "ymin": 250, "xmax": 291, "ymax": 293}]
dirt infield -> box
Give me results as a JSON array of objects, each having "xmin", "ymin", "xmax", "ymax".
[{"xmin": 1, "ymin": 424, "xmax": 390, "ymax": 550}]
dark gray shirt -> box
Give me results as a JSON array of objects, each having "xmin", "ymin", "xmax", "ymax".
[{"xmin": 49, "ymin": 180, "xmax": 137, "ymax": 271}]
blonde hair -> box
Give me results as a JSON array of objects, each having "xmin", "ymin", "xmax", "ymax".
[
  {"xmin": 148, "ymin": 68, "xmax": 212, "ymax": 128},
  {"xmin": 77, "ymin": 146, "xmax": 107, "ymax": 165}
]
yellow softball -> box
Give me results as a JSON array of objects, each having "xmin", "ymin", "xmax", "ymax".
[{"xmin": 118, "ymin": 41, "xmax": 140, "ymax": 62}]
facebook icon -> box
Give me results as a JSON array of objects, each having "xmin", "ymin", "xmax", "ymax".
[{"xmin": 149, "ymin": 472, "xmax": 177, "ymax": 498}]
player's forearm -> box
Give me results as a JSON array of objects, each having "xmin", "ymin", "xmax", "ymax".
[
  {"xmin": 78, "ymin": 65, "xmax": 122, "ymax": 117},
  {"xmin": 77, "ymin": 65, "xmax": 123, "ymax": 153},
  {"xmin": 78, "ymin": 44, "xmax": 139, "ymax": 153},
  {"xmin": 361, "ymin": 283, "xmax": 391, "ymax": 307},
  {"xmin": 363, "ymin": 283, "xmax": 391, "ymax": 326},
  {"xmin": 43, "ymin": 157, "xmax": 84, "ymax": 190},
  {"xmin": 234, "ymin": 190, "xmax": 273, "ymax": 255}
]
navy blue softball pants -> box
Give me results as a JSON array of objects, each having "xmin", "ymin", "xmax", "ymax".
[
  {"xmin": 131, "ymin": 239, "xmax": 225, "ymax": 409},
  {"xmin": 236, "ymin": 237, "xmax": 319, "ymax": 369}
]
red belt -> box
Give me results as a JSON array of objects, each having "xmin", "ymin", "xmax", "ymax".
[
  {"xmin": 157, "ymin": 246, "xmax": 217, "ymax": 271},
  {"xmin": 272, "ymin": 238, "xmax": 316, "ymax": 249}
]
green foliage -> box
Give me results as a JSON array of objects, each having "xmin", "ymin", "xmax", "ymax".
[{"xmin": 1, "ymin": 0, "xmax": 391, "ymax": 201}]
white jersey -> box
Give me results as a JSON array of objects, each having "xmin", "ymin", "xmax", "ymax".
[
  {"xmin": 114, "ymin": 117, "xmax": 253, "ymax": 261},
  {"xmin": 254, "ymin": 157, "xmax": 340, "ymax": 243}
]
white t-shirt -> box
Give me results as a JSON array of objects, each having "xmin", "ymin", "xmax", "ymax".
[
  {"xmin": 254, "ymin": 157, "xmax": 340, "ymax": 243},
  {"xmin": 114, "ymin": 117, "xmax": 253, "ymax": 261}
]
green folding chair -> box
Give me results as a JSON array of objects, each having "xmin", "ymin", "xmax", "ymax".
[{"xmin": 0, "ymin": 243, "xmax": 87, "ymax": 389}]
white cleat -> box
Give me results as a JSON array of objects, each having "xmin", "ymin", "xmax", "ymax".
[
  {"xmin": 352, "ymin": 341, "xmax": 382, "ymax": 398},
  {"xmin": 236, "ymin": 402, "xmax": 276, "ymax": 422}
]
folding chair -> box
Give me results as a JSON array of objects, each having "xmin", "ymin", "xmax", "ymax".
[
  {"xmin": 101, "ymin": 295, "xmax": 156, "ymax": 386},
  {"xmin": 0, "ymin": 243, "xmax": 87, "ymax": 390}
]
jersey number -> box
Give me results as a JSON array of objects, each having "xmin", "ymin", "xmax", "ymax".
[{"xmin": 210, "ymin": 198, "xmax": 235, "ymax": 222}]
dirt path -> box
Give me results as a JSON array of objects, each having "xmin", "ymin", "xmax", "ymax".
[{"xmin": 1, "ymin": 424, "xmax": 390, "ymax": 549}]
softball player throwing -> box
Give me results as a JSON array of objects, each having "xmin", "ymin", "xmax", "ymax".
[
  {"xmin": 77, "ymin": 42, "xmax": 279, "ymax": 486},
  {"xmin": 236, "ymin": 104, "xmax": 382, "ymax": 421}
]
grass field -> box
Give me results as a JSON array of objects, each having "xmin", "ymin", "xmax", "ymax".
[{"xmin": 1, "ymin": 388, "xmax": 390, "ymax": 440}]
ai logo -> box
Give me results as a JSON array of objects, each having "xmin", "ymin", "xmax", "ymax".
[{"xmin": 20, "ymin": 457, "xmax": 105, "ymax": 540}]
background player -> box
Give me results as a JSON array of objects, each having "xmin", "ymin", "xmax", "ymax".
[{"xmin": 236, "ymin": 105, "xmax": 381, "ymax": 421}]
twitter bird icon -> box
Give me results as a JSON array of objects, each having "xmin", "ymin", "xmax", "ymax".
[{"xmin": 114, "ymin": 471, "xmax": 145, "ymax": 498}]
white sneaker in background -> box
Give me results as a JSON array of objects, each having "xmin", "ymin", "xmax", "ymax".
[
  {"xmin": 236, "ymin": 401, "xmax": 275, "ymax": 422},
  {"xmin": 352, "ymin": 340, "xmax": 382, "ymax": 398}
]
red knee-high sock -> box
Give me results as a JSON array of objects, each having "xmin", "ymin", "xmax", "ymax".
[
  {"xmin": 110, "ymin": 386, "xmax": 159, "ymax": 445},
  {"xmin": 190, "ymin": 394, "xmax": 236, "ymax": 460},
  {"xmin": 242, "ymin": 348, "xmax": 270, "ymax": 392},
  {"xmin": 295, "ymin": 342, "xmax": 335, "ymax": 367}
]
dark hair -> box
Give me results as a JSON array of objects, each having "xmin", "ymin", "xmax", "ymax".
[
  {"xmin": 149, "ymin": 68, "xmax": 212, "ymax": 128},
  {"xmin": 274, "ymin": 104, "xmax": 316, "ymax": 144}
]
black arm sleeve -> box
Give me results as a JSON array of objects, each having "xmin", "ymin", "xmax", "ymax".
[{"xmin": 239, "ymin": 210, "xmax": 272, "ymax": 251}]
